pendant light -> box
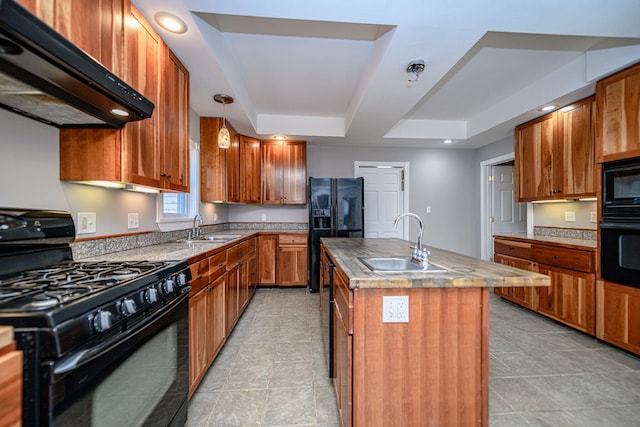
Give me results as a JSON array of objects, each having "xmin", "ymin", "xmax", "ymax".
[{"xmin": 213, "ymin": 94, "xmax": 234, "ymax": 149}]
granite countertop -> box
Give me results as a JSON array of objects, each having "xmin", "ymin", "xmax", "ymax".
[
  {"xmin": 321, "ymin": 237, "xmax": 550, "ymax": 290},
  {"xmin": 78, "ymin": 230, "xmax": 306, "ymax": 263},
  {"xmin": 493, "ymin": 233, "xmax": 597, "ymax": 250}
]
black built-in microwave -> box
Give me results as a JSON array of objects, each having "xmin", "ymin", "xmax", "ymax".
[{"xmin": 600, "ymin": 157, "xmax": 640, "ymax": 287}]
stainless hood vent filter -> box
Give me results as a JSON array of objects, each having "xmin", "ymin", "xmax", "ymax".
[{"xmin": 0, "ymin": 0, "xmax": 154, "ymax": 128}]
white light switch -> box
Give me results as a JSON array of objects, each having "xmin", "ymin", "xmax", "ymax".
[
  {"xmin": 382, "ymin": 296, "xmax": 409, "ymax": 323},
  {"xmin": 261, "ymin": 212, "xmax": 267, "ymax": 221},
  {"xmin": 590, "ymin": 211, "xmax": 597, "ymax": 223},
  {"xmin": 77, "ymin": 212, "xmax": 96, "ymax": 234}
]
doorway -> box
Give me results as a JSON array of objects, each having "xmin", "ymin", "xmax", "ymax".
[
  {"xmin": 480, "ymin": 153, "xmax": 528, "ymax": 260},
  {"xmin": 354, "ymin": 161, "xmax": 410, "ymax": 239}
]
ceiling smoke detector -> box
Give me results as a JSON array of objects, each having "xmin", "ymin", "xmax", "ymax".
[{"xmin": 406, "ymin": 59, "xmax": 425, "ymax": 75}]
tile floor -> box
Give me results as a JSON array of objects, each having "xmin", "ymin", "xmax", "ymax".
[{"xmin": 187, "ymin": 288, "xmax": 640, "ymax": 427}]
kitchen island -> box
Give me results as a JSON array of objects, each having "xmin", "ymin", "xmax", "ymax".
[{"xmin": 320, "ymin": 238, "xmax": 550, "ymax": 427}]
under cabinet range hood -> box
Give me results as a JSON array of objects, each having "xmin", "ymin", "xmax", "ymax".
[{"xmin": 0, "ymin": 0, "xmax": 154, "ymax": 128}]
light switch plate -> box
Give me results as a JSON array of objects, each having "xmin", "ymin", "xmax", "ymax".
[
  {"xmin": 261, "ymin": 212, "xmax": 267, "ymax": 221},
  {"xmin": 77, "ymin": 212, "xmax": 96, "ymax": 234},
  {"xmin": 564, "ymin": 211, "xmax": 576, "ymax": 222},
  {"xmin": 128, "ymin": 213, "xmax": 139, "ymax": 229},
  {"xmin": 590, "ymin": 211, "xmax": 597, "ymax": 223}
]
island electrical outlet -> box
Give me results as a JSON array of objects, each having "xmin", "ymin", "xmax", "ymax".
[{"xmin": 382, "ymin": 296, "xmax": 409, "ymax": 323}]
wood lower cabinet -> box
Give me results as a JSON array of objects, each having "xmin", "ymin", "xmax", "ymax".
[
  {"xmin": 0, "ymin": 328, "xmax": 22, "ymax": 427},
  {"xmin": 596, "ymin": 61, "xmax": 640, "ymax": 162},
  {"xmin": 188, "ymin": 252, "xmax": 226, "ymax": 397},
  {"xmin": 596, "ymin": 280, "xmax": 640, "ymax": 355},
  {"xmin": 277, "ymin": 234, "xmax": 308, "ymax": 286},
  {"xmin": 493, "ymin": 237, "xmax": 596, "ymax": 335},
  {"xmin": 258, "ymin": 234, "xmax": 278, "ymax": 286},
  {"xmin": 225, "ymin": 239, "xmax": 256, "ymax": 334}
]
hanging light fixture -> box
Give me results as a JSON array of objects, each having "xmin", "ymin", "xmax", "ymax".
[{"xmin": 213, "ymin": 94, "xmax": 234, "ymax": 149}]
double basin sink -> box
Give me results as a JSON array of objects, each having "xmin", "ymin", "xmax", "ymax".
[
  {"xmin": 179, "ymin": 234, "xmax": 242, "ymax": 244},
  {"xmin": 359, "ymin": 257, "xmax": 447, "ymax": 273}
]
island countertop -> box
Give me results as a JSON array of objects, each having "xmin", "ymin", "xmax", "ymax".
[{"xmin": 321, "ymin": 237, "xmax": 550, "ymax": 289}]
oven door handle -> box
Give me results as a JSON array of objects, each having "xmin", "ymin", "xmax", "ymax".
[
  {"xmin": 600, "ymin": 221, "xmax": 640, "ymax": 230},
  {"xmin": 53, "ymin": 291, "xmax": 188, "ymax": 377}
]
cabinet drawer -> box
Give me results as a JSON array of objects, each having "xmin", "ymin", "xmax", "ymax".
[
  {"xmin": 209, "ymin": 251, "xmax": 226, "ymax": 281},
  {"xmin": 189, "ymin": 258, "xmax": 210, "ymax": 294},
  {"xmin": 532, "ymin": 245, "xmax": 594, "ymax": 273},
  {"xmin": 246, "ymin": 237, "xmax": 256, "ymax": 255},
  {"xmin": 494, "ymin": 239, "xmax": 531, "ymax": 259},
  {"xmin": 227, "ymin": 241, "xmax": 249, "ymax": 266},
  {"xmin": 279, "ymin": 233, "xmax": 307, "ymax": 246}
]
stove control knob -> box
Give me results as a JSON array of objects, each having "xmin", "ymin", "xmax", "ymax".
[
  {"xmin": 163, "ymin": 278, "xmax": 175, "ymax": 294},
  {"xmin": 93, "ymin": 310, "xmax": 112, "ymax": 332},
  {"xmin": 120, "ymin": 298, "xmax": 137, "ymax": 317},
  {"xmin": 177, "ymin": 272, "xmax": 187, "ymax": 286},
  {"xmin": 143, "ymin": 287, "xmax": 159, "ymax": 304}
]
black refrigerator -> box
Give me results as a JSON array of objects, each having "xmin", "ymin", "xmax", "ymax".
[{"xmin": 308, "ymin": 177, "xmax": 364, "ymax": 293}]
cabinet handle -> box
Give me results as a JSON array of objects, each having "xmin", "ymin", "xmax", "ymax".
[
  {"xmin": 196, "ymin": 275, "xmax": 203, "ymax": 279},
  {"xmin": 217, "ymin": 263, "xmax": 224, "ymax": 267}
]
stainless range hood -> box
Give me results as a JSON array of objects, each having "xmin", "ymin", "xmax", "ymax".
[{"xmin": 0, "ymin": 0, "xmax": 154, "ymax": 128}]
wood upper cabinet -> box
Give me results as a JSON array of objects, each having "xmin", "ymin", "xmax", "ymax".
[
  {"xmin": 226, "ymin": 127, "xmax": 241, "ymax": 203},
  {"xmin": 596, "ymin": 62, "xmax": 640, "ymax": 162},
  {"xmin": 515, "ymin": 113, "xmax": 558, "ymax": 201},
  {"xmin": 16, "ymin": 0, "xmax": 54, "ymax": 25},
  {"xmin": 200, "ymin": 118, "xmax": 226, "ymax": 202},
  {"xmin": 160, "ymin": 49, "xmax": 190, "ymax": 192},
  {"xmin": 515, "ymin": 97, "xmax": 596, "ymax": 201},
  {"xmin": 559, "ymin": 96, "xmax": 596, "ymax": 198},
  {"xmin": 59, "ymin": 4, "xmax": 189, "ymax": 192},
  {"xmin": 258, "ymin": 234, "xmax": 277, "ymax": 286},
  {"xmin": 261, "ymin": 140, "xmax": 307, "ymax": 204},
  {"xmin": 240, "ymin": 136, "xmax": 261, "ymax": 204}
]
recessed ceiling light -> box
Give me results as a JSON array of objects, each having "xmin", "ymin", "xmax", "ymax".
[
  {"xmin": 154, "ymin": 12, "xmax": 187, "ymax": 34},
  {"xmin": 442, "ymin": 139, "xmax": 454, "ymax": 144},
  {"xmin": 538, "ymin": 105, "xmax": 556, "ymax": 112}
]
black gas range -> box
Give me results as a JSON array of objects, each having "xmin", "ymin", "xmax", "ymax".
[{"xmin": 0, "ymin": 209, "xmax": 191, "ymax": 426}]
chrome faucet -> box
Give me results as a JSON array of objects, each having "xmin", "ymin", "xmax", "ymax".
[
  {"xmin": 191, "ymin": 214, "xmax": 203, "ymax": 239},
  {"xmin": 394, "ymin": 212, "xmax": 428, "ymax": 265}
]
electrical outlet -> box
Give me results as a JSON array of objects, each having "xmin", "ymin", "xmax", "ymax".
[
  {"xmin": 590, "ymin": 211, "xmax": 597, "ymax": 223},
  {"xmin": 564, "ymin": 211, "xmax": 576, "ymax": 222},
  {"xmin": 261, "ymin": 212, "xmax": 267, "ymax": 221},
  {"xmin": 127, "ymin": 213, "xmax": 139, "ymax": 229},
  {"xmin": 426, "ymin": 206, "xmax": 431, "ymax": 214},
  {"xmin": 382, "ymin": 296, "xmax": 409, "ymax": 323},
  {"xmin": 77, "ymin": 212, "xmax": 96, "ymax": 234}
]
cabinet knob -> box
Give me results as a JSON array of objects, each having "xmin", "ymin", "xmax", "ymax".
[{"xmin": 196, "ymin": 275, "xmax": 203, "ymax": 279}]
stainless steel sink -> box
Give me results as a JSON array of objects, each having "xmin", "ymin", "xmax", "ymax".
[
  {"xmin": 359, "ymin": 257, "xmax": 447, "ymax": 273},
  {"xmin": 177, "ymin": 234, "xmax": 241, "ymax": 244}
]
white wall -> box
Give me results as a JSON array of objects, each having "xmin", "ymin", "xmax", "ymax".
[{"xmin": 305, "ymin": 144, "xmax": 479, "ymax": 257}]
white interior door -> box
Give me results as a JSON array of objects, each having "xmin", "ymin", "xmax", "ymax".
[
  {"xmin": 355, "ymin": 163, "xmax": 407, "ymax": 238},
  {"xmin": 491, "ymin": 165, "xmax": 527, "ymax": 237}
]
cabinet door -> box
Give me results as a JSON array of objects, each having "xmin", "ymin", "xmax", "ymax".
[
  {"xmin": 240, "ymin": 136, "xmax": 261, "ymax": 203},
  {"xmin": 189, "ymin": 286, "xmax": 208, "ymax": 396},
  {"xmin": 515, "ymin": 113, "xmax": 559, "ymax": 201},
  {"xmin": 596, "ymin": 280, "xmax": 640, "ymax": 355},
  {"xmin": 247, "ymin": 251, "xmax": 257, "ymax": 297},
  {"xmin": 209, "ymin": 275, "xmax": 226, "ymax": 359},
  {"xmin": 225, "ymin": 265, "xmax": 239, "ymax": 335},
  {"xmin": 54, "ymin": 0, "xmax": 123, "ymax": 77},
  {"xmin": 261, "ymin": 141, "xmax": 284, "ymax": 204},
  {"xmin": 277, "ymin": 245, "xmax": 308, "ymax": 286},
  {"xmin": 333, "ymin": 302, "xmax": 352, "ymax": 427},
  {"xmin": 200, "ymin": 118, "xmax": 226, "ymax": 202},
  {"xmin": 122, "ymin": 4, "xmax": 161, "ymax": 188},
  {"xmin": 596, "ymin": 62, "xmax": 640, "ymax": 162},
  {"xmin": 537, "ymin": 264, "xmax": 595, "ymax": 334},
  {"xmin": 16, "ymin": 0, "xmax": 54, "ymax": 25},
  {"xmin": 226, "ymin": 128, "xmax": 241, "ymax": 203},
  {"xmin": 258, "ymin": 235, "xmax": 277, "ymax": 285},
  {"xmin": 282, "ymin": 141, "xmax": 307, "ymax": 204},
  {"xmin": 493, "ymin": 253, "xmax": 536, "ymax": 309},
  {"xmin": 560, "ymin": 96, "xmax": 595, "ymax": 198},
  {"xmin": 160, "ymin": 49, "xmax": 190, "ymax": 192}
]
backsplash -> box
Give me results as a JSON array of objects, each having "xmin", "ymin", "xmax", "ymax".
[
  {"xmin": 534, "ymin": 226, "xmax": 596, "ymax": 241},
  {"xmin": 71, "ymin": 222, "xmax": 307, "ymax": 260}
]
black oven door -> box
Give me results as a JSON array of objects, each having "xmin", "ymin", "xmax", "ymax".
[
  {"xmin": 601, "ymin": 222, "xmax": 640, "ymax": 288},
  {"xmin": 47, "ymin": 292, "xmax": 189, "ymax": 427}
]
